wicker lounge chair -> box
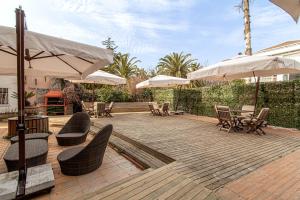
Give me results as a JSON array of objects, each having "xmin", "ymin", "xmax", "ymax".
[
  {"xmin": 57, "ymin": 124, "xmax": 113, "ymax": 176},
  {"xmin": 215, "ymin": 105, "xmax": 230, "ymax": 127},
  {"xmin": 104, "ymin": 102, "xmax": 114, "ymax": 117},
  {"xmin": 56, "ymin": 112, "xmax": 90, "ymax": 146},
  {"xmin": 217, "ymin": 108, "xmax": 237, "ymax": 133},
  {"xmin": 242, "ymin": 108, "xmax": 270, "ymax": 135}
]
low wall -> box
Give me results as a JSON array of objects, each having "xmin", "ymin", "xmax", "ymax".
[{"xmin": 83, "ymin": 102, "xmax": 149, "ymax": 113}]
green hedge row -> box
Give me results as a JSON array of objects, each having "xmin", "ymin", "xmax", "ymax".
[{"xmin": 154, "ymin": 80, "xmax": 300, "ymax": 129}]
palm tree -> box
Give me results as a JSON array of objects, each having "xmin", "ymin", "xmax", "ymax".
[
  {"xmin": 237, "ymin": 0, "xmax": 252, "ymax": 55},
  {"xmin": 156, "ymin": 52, "xmax": 198, "ymax": 78},
  {"xmin": 107, "ymin": 53, "xmax": 140, "ymax": 79}
]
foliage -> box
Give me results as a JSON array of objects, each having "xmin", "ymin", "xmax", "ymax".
[
  {"xmin": 95, "ymin": 87, "xmax": 132, "ymax": 102},
  {"xmin": 11, "ymin": 91, "xmax": 35, "ymax": 106},
  {"xmin": 102, "ymin": 37, "xmax": 118, "ymax": 52},
  {"xmin": 156, "ymin": 52, "xmax": 200, "ymax": 78},
  {"xmin": 154, "ymin": 80, "xmax": 300, "ymax": 129},
  {"xmin": 153, "ymin": 89, "xmax": 174, "ymax": 108},
  {"xmin": 62, "ymin": 83, "xmax": 84, "ymax": 103},
  {"xmin": 106, "ymin": 53, "xmax": 140, "ymax": 79}
]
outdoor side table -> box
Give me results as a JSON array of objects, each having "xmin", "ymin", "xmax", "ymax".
[
  {"xmin": 4, "ymin": 139, "xmax": 48, "ymax": 172},
  {"xmin": 7, "ymin": 115, "xmax": 49, "ymax": 137},
  {"xmin": 10, "ymin": 133, "xmax": 49, "ymax": 144}
]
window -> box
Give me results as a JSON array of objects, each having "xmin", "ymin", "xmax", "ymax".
[{"xmin": 0, "ymin": 88, "xmax": 8, "ymax": 104}]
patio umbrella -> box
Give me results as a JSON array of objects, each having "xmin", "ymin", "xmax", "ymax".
[
  {"xmin": 69, "ymin": 70, "xmax": 126, "ymax": 102},
  {"xmin": 270, "ymin": 0, "xmax": 300, "ymax": 23},
  {"xmin": 0, "ymin": 8, "xmax": 113, "ymax": 196},
  {"xmin": 136, "ymin": 75, "xmax": 190, "ymax": 110},
  {"xmin": 0, "ymin": 26, "xmax": 113, "ymax": 79},
  {"xmin": 187, "ymin": 55, "xmax": 300, "ymax": 107}
]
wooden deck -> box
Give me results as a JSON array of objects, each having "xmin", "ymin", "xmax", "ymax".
[
  {"xmin": 92, "ymin": 113, "xmax": 300, "ymax": 198},
  {"xmin": 1, "ymin": 113, "xmax": 300, "ymax": 199}
]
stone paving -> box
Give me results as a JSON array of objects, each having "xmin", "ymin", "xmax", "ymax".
[
  {"xmin": 94, "ymin": 113, "xmax": 300, "ymax": 198},
  {"xmin": 0, "ymin": 116, "xmax": 141, "ymax": 200}
]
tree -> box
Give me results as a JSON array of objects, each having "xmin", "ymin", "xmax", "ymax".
[
  {"xmin": 236, "ymin": 0, "xmax": 252, "ymax": 55},
  {"xmin": 156, "ymin": 52, "xmax": 199, "ymax": 78},
  {"xmin": 102, "ymin": 37, "xmax": 118, "ymax": 53},
  {"xmin": 108, "ymin": 53, "xmax": 140, "ymax": 79}
]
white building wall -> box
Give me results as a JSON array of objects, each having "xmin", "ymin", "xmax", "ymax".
[{"xmin": 0, "ymin": 76, "xmax": 18, "ymax": 113}]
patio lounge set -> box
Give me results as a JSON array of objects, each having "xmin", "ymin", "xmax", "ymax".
[
  {"xmin": 215, "ymin": 105, "xmax": 270, "ymax": 135},
  {"xmin": 3, "ymin": 112, "xmax": 113, "ymax": 176},
  {"xmin": 82, "ymin": 101, "xmax": 114, "ymax": 118},
  {"xmin": 148, "ymin": 102, "xmax": 170, "ymax": 116}
]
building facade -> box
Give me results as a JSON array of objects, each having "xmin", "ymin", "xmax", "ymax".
[{"xmin": 0, "ymin": 76, "xmax": 17, "ymax": 113}]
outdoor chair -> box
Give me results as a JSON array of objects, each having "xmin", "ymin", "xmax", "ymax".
[
  {"xmin": 104, "ymin": 102, "xmax": 114, "ymax": 117},
  {"xmin": 157, "ymin": 102, "xmax": 170, "ymax": 116},
  {"xmin": 215, "ymin": 105, "xmax": 230, "ymax": 127},
  {"xmin": 56, "ymin": 112, "xmax": 90, "ymax": 146},
  {"xmin": 148, "ymin": 103, "xmax": 157, "ymax": 116},
  {"xmin": 242, "ymin": 108, "xmax": 270, "ymax": 135},
  {"xmin": 217, "ymin": 108, "xmax": 237, "ymax": 133},
  {"xmin": 96, "ymin": 102, "xmax": 106, "ymax": 117},
  {"xmin": 82, "ymin": 101, "xmax": 95, "ymax": 116},
  {"xmin": 57, "ymin": 124, "xmax": 113, "ymax": 176}
]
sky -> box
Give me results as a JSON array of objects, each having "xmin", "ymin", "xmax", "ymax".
[{"xmin": 0, "ymin": 0, "xmax": 300, "ymax": 70}]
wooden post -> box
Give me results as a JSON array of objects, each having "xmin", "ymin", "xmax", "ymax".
[{"xmin": 16, "ymin": 7, "xmax": 26, "ymax": 197}]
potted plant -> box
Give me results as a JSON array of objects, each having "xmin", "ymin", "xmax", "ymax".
[{"xmin": 11, "ymin": 91, "xmax": 35, "ymax": 106}]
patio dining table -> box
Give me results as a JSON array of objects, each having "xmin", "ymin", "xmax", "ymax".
[{"xmin": 230, "ymin": 110, "xmax": 255, "ymax": 131}]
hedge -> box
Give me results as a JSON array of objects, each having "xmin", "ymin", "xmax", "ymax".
[{"xmin": 154, "ymin": 80, "xmax": 300, "ymax": 129}]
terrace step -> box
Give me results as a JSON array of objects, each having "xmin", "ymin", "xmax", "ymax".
[
  {"xmin": 77, "ymin": 163, "xmax": 215, "ymax": 200},
  {"xmin": 109, "ymin": 135, "xmax": 168, "ymax": 169}
]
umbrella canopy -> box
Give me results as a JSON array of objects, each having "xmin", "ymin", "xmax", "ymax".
[
  {"xmin": 136, "ymin": 75, "xmax": 190, "ymax": 89},
  {"xmin": 187, "ymin": 55, "xmax": 300, "ymax": 81},
  {"xmin": 0, "ymin": 25, "xmax": 113, "ymax": 79},
  {"xmin": 70, "ymin": 70, "xmax": 126, "ymax": 85},
  {"xmin": 270, "ymin": 0, "xmax": 300, "ymax": 23}
]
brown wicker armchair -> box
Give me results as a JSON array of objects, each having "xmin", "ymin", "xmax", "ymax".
[
  {"xmin": 56, "ymin": 112, "xmax": 90, "ymax": 146},
  {"xmin": 57, "ymin": 124, "xmax": 113, "ymax": 176}
]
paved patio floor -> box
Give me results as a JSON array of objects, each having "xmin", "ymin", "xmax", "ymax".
[{"xmin": 0, "ymin": 116, "xmax": 141, "ymax": 200}]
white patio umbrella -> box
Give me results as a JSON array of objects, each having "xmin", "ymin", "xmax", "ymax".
[
  {"xmin": 0, "ymin": 25, "xmax": 113, "ymax": 79},
  {"xmin": 270, "ymin": 0, "xmax": 300, "ymax": 23},
  {"xmin": 69, "ymin": 70, "xmax": 126, "ymax": 102},
  {"xmin": 187, "ymin": 55, "xmax": 300, "ymax": 107},
  {"xmin": 0, "ymin": 8, "xmax": 113, "ymax": 196},
  {"xmin": 136, "ymin": 75, "xmax": 190, "ymax": 111},
  {"xmin": 136, "ymin": 75, "xmax": 190, "ymax": 88},
  {"xmin": 188, "ymin": 55, "xmax": 300, "ymax": 81},
  {"xmin": 70, "ymin": 70, "xmax": 126, "ymax": 85}
]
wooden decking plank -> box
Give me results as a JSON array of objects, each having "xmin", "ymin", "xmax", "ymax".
[
  {"xmin": 110, "ymin": 135, "xmax": 167, "ymax": 169},
  {"xmin": 176, "ymin": 141, "xmax": 300, "ymax": 177},
  {"xmin": 183, "ymin": 143, "xmax": 299, "ymax": 180},
  {"xmin": 87, "ymin": 164, "xmax": 174, "ymax": 200},
  {"xmin": 152, "ymin": 177, "xmax": 193, "ymax": 200},
  {"xmin": 126, "ymin": 173, "xmax": 183, "ymax": 200},
  {"xmin": 102, "ymin": 169, "xmax": 177, "ymax": 200},
  {"xmin": 165, "ymin": 182, "xmax": 200, "ymax": 200},
  {"xmin": 77, "ymin": 169, "xmax": 153, "ymax": 200},
  {"xmin": 204, "ymin": 147, "xmax": 299, "ymax": 189},
  {"xmin": 178, "ymin": 184, "xmax": 207, "ymax": 200}
]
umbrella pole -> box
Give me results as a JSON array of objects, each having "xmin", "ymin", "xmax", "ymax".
[
  {"xmin": 16, "ymin": 7, "xmax": 26, "ymax": 196},
  {"xmin": 175, "ymin": 85, "xmax": 182, "ymax": 111},
  {"xmin": 253, "ymin": 72, "xmax": 260, "ymax": 113},
  {"xmin": 254, "ymin": 77, "xmax": 260, "ymax": 112}
]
